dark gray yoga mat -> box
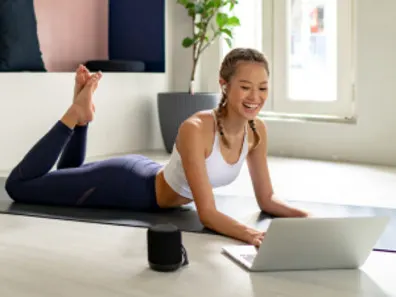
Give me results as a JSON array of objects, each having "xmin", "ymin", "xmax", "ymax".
[{"xmin": 0, "ymin": 177, "xmax": 395, "ymax": 252}]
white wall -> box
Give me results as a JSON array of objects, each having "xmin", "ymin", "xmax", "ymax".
[
  {"xmin": 0, "ymin": 72, "xmax": 167, "ymax": 172},
  {"xmin": 0, "ymin": 1, "xmax": 192, "ymax": 172},
  {"xmin": 199, "ymin": 0, "xmax": 396, "ymax": 167}
]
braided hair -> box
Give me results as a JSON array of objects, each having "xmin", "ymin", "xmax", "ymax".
[{"xmin": 215, "ymin": 48, "xmax": 270, "ymax": 149}]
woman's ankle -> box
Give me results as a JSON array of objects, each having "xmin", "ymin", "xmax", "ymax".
[{"xmin": 61, "ymin": 106, "xmax": 79, "ymax": 129}]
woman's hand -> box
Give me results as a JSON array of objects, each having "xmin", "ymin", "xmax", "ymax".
[
  {"xmin": 246, "ymin": 229, "xmax": 265, "ymax": 247},
  {"xmin": 292, "ymin": 208, "xmax": 311, "ymax": 217}
]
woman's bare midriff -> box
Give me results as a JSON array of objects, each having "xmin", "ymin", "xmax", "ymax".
[{"xmin": 154, "ymin": 168, "xmax": 193, "ymax": 208}]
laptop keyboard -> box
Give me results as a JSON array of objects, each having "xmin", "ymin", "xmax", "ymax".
[{"xmin": 240, "ymin": 253, "xmax": 255, "ymax": 263}]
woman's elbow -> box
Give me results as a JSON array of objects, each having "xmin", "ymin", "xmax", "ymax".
[{"xmin": 198, "ymin": 208, "xmax": 217, "ymax": 228}]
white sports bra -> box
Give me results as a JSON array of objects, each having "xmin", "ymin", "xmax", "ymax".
[{"xmin": 162, "ymin": 111, "xmax": 249, "ymax": 199}]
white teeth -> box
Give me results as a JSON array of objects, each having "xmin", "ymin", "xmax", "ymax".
[{"xmin": 243, "ymin": 103, "xmax": 259, "ymax": 109}]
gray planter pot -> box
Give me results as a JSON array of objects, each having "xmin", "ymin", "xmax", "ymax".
[{"xmin": 157, "ymin": 92, "xmax": 220, "ymax": 153}]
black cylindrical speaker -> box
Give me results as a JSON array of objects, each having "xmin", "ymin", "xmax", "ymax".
[{"xmin": 147, "ymin": 223, "xmax": 188, "ymax": 272}]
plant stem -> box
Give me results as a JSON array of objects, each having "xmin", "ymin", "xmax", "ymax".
[
  {"xmin": 199, "ymin": 32, "xmax": 220, "ymax": 55},
  {"xmin": 190, "ymin": 10, "xmax": 198, "ymax": 94},
  {"xmin": 189, "ymin": 5, "xmax": 219, "ymax": 94},
  {"xmin": 189, "ymin": 57, "xmax": 198, "ymax": 94}
]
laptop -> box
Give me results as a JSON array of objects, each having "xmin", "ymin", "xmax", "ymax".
[{"xmin": 222, "ymin": 216, "xmax": 390, "ymax": 272}]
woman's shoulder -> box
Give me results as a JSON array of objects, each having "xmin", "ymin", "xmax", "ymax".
[
  {"xmin": 178, "ymin": 109, "xmax": 216, "ymax": 135},
  {"xmin": 176, "ymin": 109, "xmax": 216, "ymax": 148}
]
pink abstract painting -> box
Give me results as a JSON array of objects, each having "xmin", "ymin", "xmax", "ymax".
[{"xmin": 34, "ymin": 0, "xmax": 109, "ymax": 72}]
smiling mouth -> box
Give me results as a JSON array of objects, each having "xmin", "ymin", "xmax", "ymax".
[{"xmin": 243, "ymin": 103, "xmax": 260, "ymax": 110}]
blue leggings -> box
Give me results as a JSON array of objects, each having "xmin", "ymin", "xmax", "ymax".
[{"xmin": 4, "ymin": 121, "xmax": 162, "ymax": 211}]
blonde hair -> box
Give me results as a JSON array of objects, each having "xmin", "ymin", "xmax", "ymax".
[{"xmin": 216, "ymin": 47, "xmax": 270, "ymax": 149}]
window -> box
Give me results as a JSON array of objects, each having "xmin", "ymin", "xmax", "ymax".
[
  {"xmin": 220, "ymin": 0, "xmax": 263, "ymax": 56},
  {"xmin": 221, "ymin": 0, "xmax": 356, "ymax": 119}
]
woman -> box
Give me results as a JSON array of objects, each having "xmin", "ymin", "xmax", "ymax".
[{"xmin": 5, "ymin": 48, "xmax": 308, "ymax": 246}]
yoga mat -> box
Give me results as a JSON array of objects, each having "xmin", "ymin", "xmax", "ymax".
[{"xmin": 0, "ymin": 178, "xmax": 395, "ymax": 252}]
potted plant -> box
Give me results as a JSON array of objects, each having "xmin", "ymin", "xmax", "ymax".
[{"xmin": 158, "ymin": 0, "xmax": 240, "ymax": 153}]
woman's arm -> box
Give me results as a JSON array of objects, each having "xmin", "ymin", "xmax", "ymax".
[
  {"xmin": 246, "ymin": 118, "xmax": 309, "ymax": 217},
  {"xmin": 176, "ymin": 116, "xmax": 264, "ymax": 245}
]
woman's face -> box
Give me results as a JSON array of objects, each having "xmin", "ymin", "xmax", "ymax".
[{"xmin": 222, "ymin": 61, "xmax": 269, "ymax": 121}]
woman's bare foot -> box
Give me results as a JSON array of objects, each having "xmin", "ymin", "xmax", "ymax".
[
  {"xmin": 62, "ymin": 72, "xmax": 102, "ymax": 129},
  {"xmin": 74, "ymin": 65, "xmax": 97, "ymax": 125},
  {"xmin": 74, "ymin": 65, "xmax": 90, "ymax": 100}
]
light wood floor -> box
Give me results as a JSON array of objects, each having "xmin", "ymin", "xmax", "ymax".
[
  {"xmin": 1, "ymin": 213, "xmax": 396, "ymax": 297},
  {"xmin": 1, "ymin": 151, "xmax": 396, "ymax": 296}
]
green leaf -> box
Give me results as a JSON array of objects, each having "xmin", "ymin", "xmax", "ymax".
[
  {"xmin": 205, "ymin": 0, "xmax": 215, "ymax": 9},
  {"xmin": 176, "ymin": 0, "xmax": 188, "ymax": 6},
  {"xmin": 182, "ymin": 37, "xmax": 195, "ymax": 48},
  {"xmin": 225, "ymin": 37, "xmax": 232, "ymax": 48},
  {"xmin": 194, "ymin": 2, "xmax": 205, "ymax": 14},
  {"xmin": 226, "ymin": 16, "xmax": 240, "ymax": 26},
  {"xmin": 186, "ymin": 1, "xmax": 202, "ymax": 16},
  {"xmin": 177, "ymin": 0, "xmax": 194, "ymax": 8},
  {"xmin": 216, "ymin": 12, "xmax": 228, "ymax": 28},
  {"xmin": 213, "ymin": 0, "xmax": 222, "ymax": 8},
  {"xmin": 220, "ymin": 28, "xmax": 232, "ymax": 38},
  {"xmin": 229, "ymin": 0, "xmax": 238, "ymax": 10}
]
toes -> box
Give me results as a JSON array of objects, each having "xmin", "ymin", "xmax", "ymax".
[
  {"xmin": 81, "ymin": 71, "xmax": 102, "ymax": 93},
  {"xmin": 75, "ymin": 65, "xmax": 92, "ymax": 85},
  {"xmin": 82, "ymin": 66, "xmax": 91, "ymax": 81},
  {"xmin": 81, "ymin": 65, "xmax": 90, "ymax": 74},
  {"xmin": 88, "ymin": 72, "xmax": 102, "ymax": 86},
  {"xmin": 75, "ymin": 64, "xmax": 84, "ymax": 77},
  {"xmin": 75, "ymin": 65, "xmax": 86, "ymax": 84},
  {"xmin": 93, "ymin": 72, "xmax": 102, "ymax": 89}
]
